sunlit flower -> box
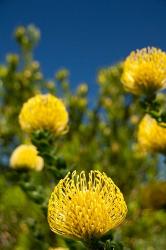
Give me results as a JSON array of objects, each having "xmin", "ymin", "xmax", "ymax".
[
  {"xmin": 138, "ymin": 115, "xmax": 166, "ymax": 154},
  {"xmin": 48, "ymin": 170, "xmax": 127, "ymax": 241},
  {"xmin": 10, "ymin": 144, "xmax": 44, "ymax": 171},
  {"xmin": 19, "ymin": 94, "xmax": 68, "ymax": 136},
  {"xmin": 121, "ymin": 47, "xmax": 166, "ymax": 95}
]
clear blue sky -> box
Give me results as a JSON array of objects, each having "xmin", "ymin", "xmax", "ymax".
[{"xmin": 0, "ymin": 0, "xmax": 166, "ymax": 91}]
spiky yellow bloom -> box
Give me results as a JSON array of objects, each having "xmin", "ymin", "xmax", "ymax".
[
  {"xmin": 19, "ymin": 94, "xmax": 68, "ymax": 135},
  {"xmin": 121, "ymin": 47, "xmax": 166, "ymax": 95},
  {"xmin": 138, "ymin": 115, "xmax": 166, "ymax": 154},
  {"xmin": 48, "ymin": 171, "xmax": 127, "ymax": 241},
  {"xmin": 10, "ymin": 144, "xmax": 44, "ymax": 171}
]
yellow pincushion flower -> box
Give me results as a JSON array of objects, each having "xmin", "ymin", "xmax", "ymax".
[
  {"xmin": 10, "ymin": 144, "xmax": 44, "ymax": 171},
  {"xmin": 19, "ymin": 94, "xmax": 68, "ymax": 136},
  {"xmin": 48, "ymin": 171, "xmax": 127, "ymax": 241},
  {"xmin": 121, "ymin": 47, "xmax": 166, "ymax": 95},
  {"xmin": 138, "ymin": 115, "xmax": 166, "ymax": 154}
]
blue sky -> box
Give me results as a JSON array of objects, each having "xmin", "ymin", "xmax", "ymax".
[{"xmin": 0, "ymin": 0, "xmax": 166, "ymax": 91}]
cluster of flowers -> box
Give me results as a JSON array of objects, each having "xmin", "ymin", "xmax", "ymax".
[
  {"xmin": 9, "ymin": 92, "xmax": 127, "ymax": 247},
  {"xmin": 10, "ymin": 94, "xmax": 68, "ymax": 171},
  {"xmin": 9, "ymin": 46, "xmax": 166, "ymax": 248},
  {"xmin": 122, "ymin": 47, "xmax": 166, "ymax": 154}
]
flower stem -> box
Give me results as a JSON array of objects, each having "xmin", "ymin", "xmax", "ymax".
[{"xmin": 85, "ymin": 240, "xmax": 104, "ymax": 250}]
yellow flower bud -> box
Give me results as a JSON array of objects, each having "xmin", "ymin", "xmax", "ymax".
[
  {"xmin": 97, "ymin": 70, "xmax": 107, "ymax": 85},
  {"xmin": 77, "ymin": 83, "xmax": 88, "ymax": 95},
  {"xmin": 55, "ymin": 69, "xmax": 69, "ymax": 81}
]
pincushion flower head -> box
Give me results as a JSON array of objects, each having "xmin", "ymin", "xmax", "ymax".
[
  {"xmin": 19, "ymin": 94, "xmax": 68, "ymax": 136},
  {"xmin": 121, "ymin": 47, "xmax": 166, "ymax": 95},
  {"xmin": 10, "ymin": 144, "xmax": 44, "ymax": 171},
  {"xmin": 48, "ymin": 170, "xmax": 127, "ymax": 242},
  {"xmin": 138, "ymin": 115, "xmax": 166, "ymax": 154}
]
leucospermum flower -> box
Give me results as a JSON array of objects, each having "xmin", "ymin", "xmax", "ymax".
[
  {"xmin": 10, "ymin": 144, "xmax": 44, "ymax": 171},
  {"xmin": 138, "ymin": 115, "xmax": 166, "ymax": 154},
  {"xmin": 48, "ymin": 171, "xmax": 127, "ymax": 242},
  {"xmin": 19, "ymin": 94, "xmax": 68, "ymax": 136},
  {"xmin": 121, "ymin": 47, "xmax": 166, "ymax": 95}
]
